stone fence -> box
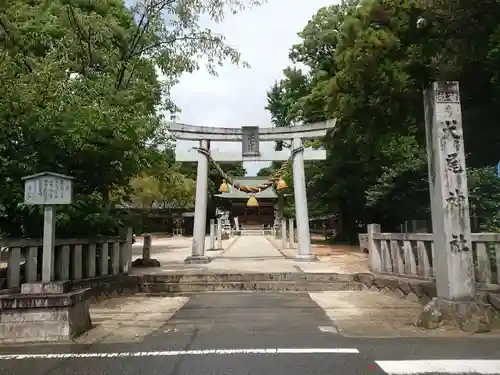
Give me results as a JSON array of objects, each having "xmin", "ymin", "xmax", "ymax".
[
  {"xmin": 360, "ymin": 224, "xmax": 500, "ymax": 286},
  {"xmin": 0, "ymin": 229, "xmax": 133, "ymax": 292}
]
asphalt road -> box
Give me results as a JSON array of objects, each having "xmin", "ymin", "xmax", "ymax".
[{"xmin": 1, "ymin": 292, "xmax": 500, "ymax": 375}]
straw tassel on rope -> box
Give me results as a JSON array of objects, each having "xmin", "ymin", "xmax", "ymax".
[{"xmin": 193, "ymin": 146, "xmax": 295, "ymax": 194}]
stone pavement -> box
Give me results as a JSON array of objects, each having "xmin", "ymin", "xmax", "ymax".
[
  {"xmin": 268, "ymin": 235, "xmax": 369, "ymax": 274},
  {"xmin": 131, "ymin": 234, "xmax": 368, "ymax": 274},
  {"xmin": 75, "ymin": 296, "xmax": 189, "ymax": 344},
  {"xmin": 309, "ymin": 291, "xmax": 484, "ymax": 338},
  {"xmin": 114, "ymin": 235, "xmax": 499, "ymax": 338}
]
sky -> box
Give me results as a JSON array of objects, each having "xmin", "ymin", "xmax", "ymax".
[{"xmin": 170, "ymin": 0, "xmax": 334, "ymax": 176}]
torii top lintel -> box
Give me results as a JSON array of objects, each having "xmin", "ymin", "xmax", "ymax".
[{"xmin": 168, "ymin": 119, "xmax": 336, "ymax": 141}]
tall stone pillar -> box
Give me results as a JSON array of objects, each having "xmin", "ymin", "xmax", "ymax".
[
  {"xmin": 185, "ymin": 139, "xmax": 211, "ymax": 264},
  {"xmin": 292, "ymin": 137, "xmax": 315, "ymax": 261},
  {"xmin": 419, "ymin": 81, "xmax": 494, "ymax": 332},
  {"xmin": 424, "ymin": 81, "xmax": 474, "ymax": 301}
]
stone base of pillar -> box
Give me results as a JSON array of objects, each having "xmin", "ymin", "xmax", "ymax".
[
  {"xmin": 207, "ymin": 247, "xmax": 223, "ymax": 251},
  {"xmin": 0, "ymin": 282, "xmax": 92, "ymax": 343},
  {"xmin": 184, "ymin": 255, "xmax": 211, "ymax": 264},
  {"xmin": 417, "ymin": 297, "xmax": 500, "ymax": 333},
  {"xmin": 131, "ymin": 257, "xmax": 161, "ymax": 268},
  {"xmin": 294, "ymin": 254, "xmax": 318, "ymax": 262}
]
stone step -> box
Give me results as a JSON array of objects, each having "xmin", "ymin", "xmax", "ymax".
[
  {"xmin": 240, "ymin": 230, "xmax": 264, "ymax": 235},
  {"xmin": 140, "ymin": 281, "xmax": 364, "ymax": 293},
  {"xmin": 141, "ymin": 272, "xmax": 356, "ymax": 283}
]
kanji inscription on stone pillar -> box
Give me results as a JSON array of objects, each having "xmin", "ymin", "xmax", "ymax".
[{"xmin": 424, "ymin": 81, "xmax": 475, "ymax": 301}]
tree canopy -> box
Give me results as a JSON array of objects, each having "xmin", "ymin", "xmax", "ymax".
[
  {"xmin": 0, "ymin": 0, "xmax": 260, "ymax": 236},
  {"xmin": 267, "ymin": 0, "xmax": 500, "ymax": 241}
]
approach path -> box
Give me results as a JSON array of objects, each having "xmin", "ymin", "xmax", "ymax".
[{"xmin": 130, "ymin": 234, "xmax": 367, "ymax": 274}]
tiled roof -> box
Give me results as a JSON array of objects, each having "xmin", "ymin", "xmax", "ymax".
[{"xmin": 214, "ymin": 176, "xmax": 278, "ymax": 199}]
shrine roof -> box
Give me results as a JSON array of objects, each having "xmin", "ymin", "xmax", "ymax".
[{"xmin": 214, "ymin": 176, "xmax": 278, "ymax": 199}]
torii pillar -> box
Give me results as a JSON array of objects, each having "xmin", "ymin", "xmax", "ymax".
[
  {"xmin": 186, "ymin": 139, "xmax": 210, "ymax": 263},
  {"xmin": 292, "ymin": 137, "xmax": 313, "ymax": 260},
  {"xmin": 170, "ymin": 120, "xmax": 336, "ymax": 263}
]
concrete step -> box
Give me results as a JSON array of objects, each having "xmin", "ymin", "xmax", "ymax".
[
  {"xmin": 142, "ymin": 272, "xmax": 356, "ymax": 284},
  {"xmin": 140, "ymin": 281, "xmax": 364, "ymax": 293}
]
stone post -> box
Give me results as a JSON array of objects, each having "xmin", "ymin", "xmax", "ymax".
[
  {"xmin": 424, "ymin": 82, "xmax": 474, "ymax": 300},
  {"xmin": 292, "ymin": 137, "xmax": 315, "ymax": 260},
  {"xmin": 87, "ymin": 244, "xmax": 97, "ymax": 277},
  {"xmin": 131, "ymin": 233, "xmax": 160, "ymax": 268},
  {"xmin": 209, "ymin": 219, "xmax": 215, "ymax": 250},
  {"xmin": 72, "ymin": 245, "xmax": 83, "ymax": 280},
  {"xmin": 277, "ymin": 193, "xmax": 285, "ymax": 237},
  {"xmin": 288, "ymin": 218, "xmax": 295, "ymax": 248},
  {"xmin": 281, "ymin": 219, "xmax": 288, "ymax": 249},
  {"xmin": 56, "ymin": 245, "xmax": 70, "ymax": 281},
  {"xmin": 185, "ymin": 139, "xmax": 211, "ymax": 264},
  {"xmin": 100, "ymin": 243, "xmax": 109, "ymax": 276},
  {"xmin": 143, "ymin": 234, "xmax": 151, "ymax": 260},
  {"xmin": 217, "ymin": 218, "xmax": 223, "ymax": 249},
  {"xmin": 120, "ymin": 227, "xmax": 133, "ymax": 273},
  {"xmin": 367, "ymin": 224, "xmax": 382, "ymax": 273},
  {"xmin": 419, "ymin": 81, "xmax": 494, "ymax": 332}
]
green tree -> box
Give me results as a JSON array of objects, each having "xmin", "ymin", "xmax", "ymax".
[
  {"xmin": 256, "ymin": 166, "xmax": 275, "ymax": 177},
  {"xmin": 266, "ymin": 0, "xmax": 500, "ymax": 241},
  {"xmin": 0, "ymin": 0, "xmax": 260, "ymax": 236}
]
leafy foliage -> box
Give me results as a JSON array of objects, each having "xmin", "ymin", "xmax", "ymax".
[
  {"xmin": 468, "ymin": 167, "xmax": 500, "ymax": 232},
  {"xmin": 266, "ymin": 0, "xmax": 500, "ymax": 241},
  {"xmin": 0, "ymin": 0, "xmax": 260, "ymax": 237}
]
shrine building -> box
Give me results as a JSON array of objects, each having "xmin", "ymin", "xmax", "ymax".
[{"xmin": 214, "ymin": 176, "xmax": 277, "ymax": 228}]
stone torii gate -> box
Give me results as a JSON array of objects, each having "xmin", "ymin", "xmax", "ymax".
[{"xmin": 170, "ymin": 121, "xmax": 336, "ymax": 264}]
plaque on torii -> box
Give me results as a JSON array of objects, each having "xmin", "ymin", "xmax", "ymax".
[{"xmin": 242, "ymin": 126, "xmax": 260, "ymax": 157}]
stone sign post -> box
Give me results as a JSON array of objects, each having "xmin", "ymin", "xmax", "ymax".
[
  {"xmin": 22, "ymin": 172, "xmax": 73, "ymax": 282},
  {"xmin": 0, "ymin": 172, "xmax": 93, "ymax": 343},
  {"xmin": 420, "ymin": 82, "xmax": 495, "ymax": 331},
  {"xmin": 423, "ymin": 81, "xmax": 474, "ymax": 301}
]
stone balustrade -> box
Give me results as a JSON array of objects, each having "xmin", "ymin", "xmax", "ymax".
[
  {"xmin": 363, "ymin": 224, "xmax": 500, "ymax": 286},
  {"xmin": 0, "ymin": 229, "xmax": 133, "ymax": 291}
]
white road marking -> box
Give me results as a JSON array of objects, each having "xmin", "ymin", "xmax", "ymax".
[
  {"xmin": 0, "ymin": 348, "xmax": 359, "ymax": 360},
  {"xmin": 376, "ymin": 360, "xmax": 500, "ymax": 374},
  {"xmin": 318, "ymin": 325, "xmax": 338, "ymax": 333}
]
